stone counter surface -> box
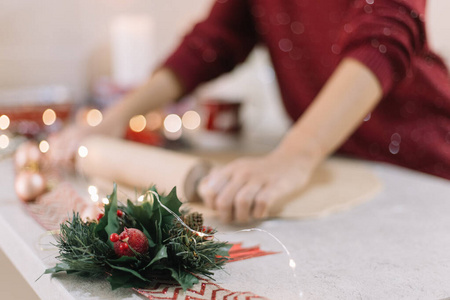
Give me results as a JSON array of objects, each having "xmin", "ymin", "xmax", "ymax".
[{"xmin": 1, "ymin": 157, "xmax": 450, "ymax": 299}]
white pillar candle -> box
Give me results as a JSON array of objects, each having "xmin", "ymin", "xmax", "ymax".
[{"xmin": 110, "ymin": 15, "xmax": 155, "ymax": 89}]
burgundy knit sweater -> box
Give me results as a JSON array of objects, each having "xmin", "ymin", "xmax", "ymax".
[{"xmin": 164, "ymin": 0, "xmax": 450, "ymax": 179}]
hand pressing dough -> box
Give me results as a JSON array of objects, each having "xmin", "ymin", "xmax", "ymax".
[{"xmin": 186, "ymin": 157, "xmax": 382, "ymax": 219}]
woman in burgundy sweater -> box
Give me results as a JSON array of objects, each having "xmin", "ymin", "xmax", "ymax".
[{"xmin": 52, "ymin": 0, "xmax": 450, "ymax": 223}]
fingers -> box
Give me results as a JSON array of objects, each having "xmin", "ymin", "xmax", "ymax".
[
  {"xmin": 234, "ymin": 182, "xmax": 263, "ymax": 223},
  {"xmin": 197, "ymin": 155, "xmax": 313, "ymax": 224},
  {"xmin": 198, "ymin": 171, "xmax": 270, "ymax": 223},
  {"xmin": 198, "ymin": 166, "xmax": 232, "ymax": 209},
  {"xmin": 215, "ymin": 178, "xmax": 245, "ymax": 223}
]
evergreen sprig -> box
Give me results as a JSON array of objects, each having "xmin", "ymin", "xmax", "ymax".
[{"xmin": 42, "ymin": 183, "xmax": 231, "ymax": 291}]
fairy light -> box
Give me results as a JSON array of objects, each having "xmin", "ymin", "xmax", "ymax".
[
  {"xmin": 182, "ymin": 110, "xmax": 201, "ymax": 130},
  {"xmin": 0, "ymin": 134, "xmax": 9, "ymax": 149},
  {"xmin": 38, "ymin": 140, "xmax": 50, "ymax": 153},
  {"xmin": 0, "ymin": 115, "xmax": 10, "ymax": 130},
  {"xmin": 163, "ymin": 114, "xmax": 182, "ymax": 133},
  {"xmin": 42, "ymin": 108, "xmax": 57, "ymax": 126},
  {"xmin": 88, "ymin": 185, "xmax": 98, "ymax": 196},
  {"xmin": 289, "ymin": 259, "xmax": 296, "ymax": 269},
  {"xmin": 129, "ymin": 115, "xmax": 146, "ymax": 132},
  {"xmin": 91, "ymin": 194, "xmax": 99, "ymax": 202},
  {"xmin": 102, "ymin": 198, "xmax": 109, "ymax": 205},
  {"xmin": 86, "ymin": 109, "xmax": 103, "ymax": 127},
  {"xmin": 78, "ymin": 146, "xmax": 88, "ymax": 158},
  {"xmin": 137, "ymin": 195, "xmax": 145, "ymax": 202}
]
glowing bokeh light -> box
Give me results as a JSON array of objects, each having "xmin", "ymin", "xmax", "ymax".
[
  {"xmin": 164, "ymin": 114, "xmax": 182, "ymax": 133},
  {"xmin": 0, "ymin": 115, "xmax": 10, "ymax": 130},
  {"xmin": 182, "ymin": 110, "xmax": 201, "ymax": 130},
  {"xmin": 91, "ymin": 194, "xmax": 99, "ymax": 202},
  {"xmin": 129, "ymin": 115, "xmax": 147, "ymax": 132},
  {"xmin": 39, "ymin": 140, "xmax": 50, "ymax": 153},
  {"xmin": 78, "ymin": 145, "xmax": 88, "ymax": 158},
  {"xmin": 138, "ymin": 195, "xmax": 145, "ymax": 202},
  {"xmin": 88, "ymin": 185, "xmax": 98, "ymax": 196},
  {"xmin": 86, "ymin": 109, "xmax": 103, "ymax": 127},
  {"xmin": 102, "ymin": 198, "xmax": 109, "ymax": 205},
  {"xmin": 0, "ymin": 135, "xmax": 9, "ymax": 149},
  {"xmin": 42, "ymin": 109, "xmax": 57, "ymax": 126}
]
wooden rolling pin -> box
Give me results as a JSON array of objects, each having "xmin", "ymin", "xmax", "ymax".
[{"xmin": 76, "ymin": 135, "xmax": 211, "ymax": 202}]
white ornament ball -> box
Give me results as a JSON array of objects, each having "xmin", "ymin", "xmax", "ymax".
[
  {"xmin": 15, "ymin": 141, "xmax": 41, "ymax": 169},
  {"xmin": 15, "ymin": 171, "xmax": 46, "ymax": 202}
]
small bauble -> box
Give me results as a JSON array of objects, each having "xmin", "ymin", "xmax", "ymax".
[
  {"xmin": 113, "ymin": 228, "xmax": 149, "ymax": 257},
  {"xmin": 15, "ymin": 141, "xmax": 41, "ymax": 170},
  {"xmin": 15, "ymin": 171, "xmax": 46, "ymax": 202}
]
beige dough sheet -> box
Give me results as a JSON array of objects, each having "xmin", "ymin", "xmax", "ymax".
[{"xmin": 77, "ymin": 136, "xmax": 382, "ymax": 219}]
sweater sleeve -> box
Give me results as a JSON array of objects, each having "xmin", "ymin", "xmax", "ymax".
[
  {"xmin": 338, "ymin": 0, "xmax": 427, "ymax": 94},
  {"xmin": 163, "ymin": 0, "xmax": 257, "ymax": 95}
]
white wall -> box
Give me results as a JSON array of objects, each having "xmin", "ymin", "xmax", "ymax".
[{"xmin": 0, "ymin": 0, "xmax": 212, "ymax": 101}]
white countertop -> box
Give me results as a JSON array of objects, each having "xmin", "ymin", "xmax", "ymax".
[{"xmin": 1, "ymin": 156, "xmax": 450, "ymax": 300}]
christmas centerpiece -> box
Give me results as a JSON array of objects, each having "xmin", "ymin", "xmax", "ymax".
[{"xmin": 42, "ymin": 183, "xmax": 230, "ymax": 290}]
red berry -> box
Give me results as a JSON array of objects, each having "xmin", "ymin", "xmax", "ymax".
[
  {"xmin": 96, "ymin": 213, "xmax": 104, "ymax": 221},
  {"xmin": 113, "ymin": 228, "xmax": 149, "ymax": 257},
  {"xmin": 119, "ymin": 231, "xmax": 129, "ymax": 240},
  {"xmin": 109, "ymin": 233, "xmax": 119, "ymax": 242},
  {"xmin": 117, "ymin": 210, "xmax": 124, "ymax": 217}
]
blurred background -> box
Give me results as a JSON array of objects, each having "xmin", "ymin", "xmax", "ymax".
[{"xmin": 0, "ymin": 0, "xmax": 449, "ymax": 151}]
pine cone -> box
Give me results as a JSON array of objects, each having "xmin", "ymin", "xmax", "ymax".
[{"xmin": 183, "ymin": 212, "xmax": 203, "ymax": 231}]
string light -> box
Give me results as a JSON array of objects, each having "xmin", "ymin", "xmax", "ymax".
[
  {"xmin": 0, "ymin": 134, "xmax": 9, "ymax": 149},
  {"xmin": 88, "ymin": 185, "xmax": 98, "ymax": 196},
  {"xmin": 86, "ymin": 109, "xmax": 103, "ymax": 127},
  {"xmin": 182, "ymin": 110, "xmax": 201, "ymax": 130},
  {"xmin": 0, "ymin": 115, "xmax": 10, "ymax": 130},
  {"xmin": 39, "ymin": 140, "xmax": 50, "ymax": 153},
  {"xmin": 102, "ymin": 198, "xmax": 109, "ymax": 205},
  {"xmin": 91, "ymin": 194, "xmax": 99, "ymax": 202},
  {"xmin": 164, "ymin": 114, "xmax": 182, "ymax": 133},
  {"xmin": 129, "ymin": 115, "xmax": 146, "ymax": 132},
  {"xmin": 42, "ymin": 109, "xmax": 57, "ymax": 126},
  {"xmin": 78, "ymin": 146, "xmax": 88, "ymax": 158}
]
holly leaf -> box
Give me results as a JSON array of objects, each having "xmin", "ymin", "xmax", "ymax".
[
  {"xmin": 160, "ymin": 187, "xmax": 182, "ymax": 218},
  {"xmin": 169, "ymin": 268, "xmax": 199, "ymax": 290},
  {"xmin": 144, "ymin": 245, "xmax": 168, "ymax": 269},
  {"xmin": 107, "ymin": 256, "xmax": 138, "ymax": 264},
  {"xmin": 107, "ymin": 271, "xmax": 149, "ymax": 290},
  {"xmin": 106, "ymin": 262, "xmax": 150, "ymax": 283},
  {"xmin": 126, "ymin": 200, "xmax": 160, "ymax": 245},
  {"xmin": 95, "ymin": 183, "xmax": 120, "ymax": 246}
]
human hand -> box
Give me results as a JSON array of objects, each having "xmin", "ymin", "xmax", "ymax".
[
  {"xmin": 197, "ymin": 150, "xmax": 318, "ymax": 223},
  {"xmin": 47, "ymin": 124, "xmax": 91, "ymax": 168}
]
